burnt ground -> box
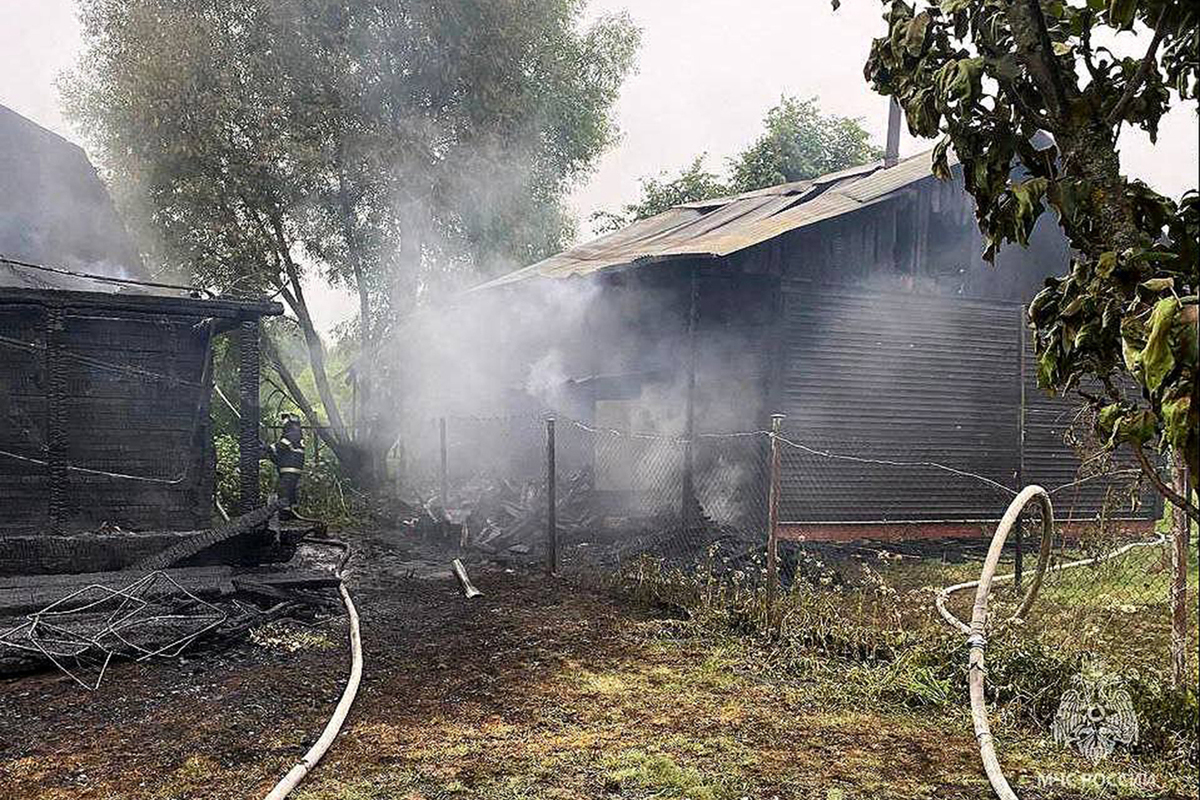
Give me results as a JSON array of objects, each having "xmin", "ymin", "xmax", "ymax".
[{"xmin": 0, "ymin": 529, "xmax": 1193, "ymax": 800}]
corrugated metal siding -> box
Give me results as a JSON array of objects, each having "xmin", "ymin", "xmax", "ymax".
[
  {"xmin": 777, "ymin": 289, "xmax": 1157, "ymax": 523},
  {"xmin": 0, "ymin": 302, "xmax": 212, "ymax": 535},
  {"xmin": 778, "ymin": 289, "xmax": 1021, "ymax": 521},
  {"xmin": 1020, "ymin": 344, "xmax": 1155, "ymax": 522}
]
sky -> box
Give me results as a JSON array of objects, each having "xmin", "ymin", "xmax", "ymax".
[{"xmin": 2, "ymin": 0, "xmax": 1197, "ymax": 332}]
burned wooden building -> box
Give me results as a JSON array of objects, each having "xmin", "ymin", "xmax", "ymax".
[
  {"xmin": 0, "ymin": 105, "xmax": 281, "ymax": 574},
  {"xmin": 475, "ymin": 149, "xmax": 1155, "ymax": 537}
]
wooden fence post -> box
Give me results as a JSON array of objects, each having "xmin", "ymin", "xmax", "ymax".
[
  {"xmin": 45, "ymin": 305, "xmax": 67, "ymax": 534},
  {"xmin": 767, "ymin": 414, "xmax": 785, "ymax": 604},
  {"xmin": 546, "ymin": 416, "xmax": 558, "ymax": 576}
]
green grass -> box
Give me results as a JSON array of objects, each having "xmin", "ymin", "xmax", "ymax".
[
  {"xmin": 284, "ymin": 528, "xmax": 1200, "ymax": 800},
  {"xmin": 601, "ymin": 748, "xmax": 739, "ymax": 800},
  {"xmin": 288, "ymin": 616, "xmax": 1197, "ymax": 800}
]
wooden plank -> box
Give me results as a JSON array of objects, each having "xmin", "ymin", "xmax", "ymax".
[
  {"xmin": 0, "ymin": 566, "xmax": 236, "ymax": 615},
  {"xmin": 0, "ymin": 564, "xmax": 232, "ymax": 590},
  {"xmin": 0, "ymin": 289, "xmax": 282, "ymax": 319},
  {"xmin": 232, "ymin": 569, "xmax": 340, "ymax": 590},
  {"xmin": 0, "ymin": 527, "xmax": 297, "ymax": 576}
]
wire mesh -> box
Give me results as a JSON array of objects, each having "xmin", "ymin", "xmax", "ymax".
[
  {"xmin": 551, "ymin": 422, "xmax": 772, "ymax": 574},
  {"xmin": 396, "ymin": 413, "xmax": 1194, "ymax": 681},
  {"xmin": 0, "ymin": 571, "xmax": 228, "ymax": 691}
]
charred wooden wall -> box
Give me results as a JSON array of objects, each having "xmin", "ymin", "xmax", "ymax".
[
  {"xmin": 1, "ymin": 293, "xmax": 220, "ymax": 537},
  {"xmin": 565, "ymin": 174, "xmax": 1152, "ymax": 524},
  {"xmin": 776, "ymin": 288, "xmax": 1021, "ymax": 521},
  {"xmin": 571, "ymin": 265, "xmax": 776, "ymax": 435}
]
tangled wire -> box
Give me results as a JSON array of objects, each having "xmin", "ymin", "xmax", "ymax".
[{"xmin": 0, "ymin": 571, "xmax": 227, "ymax": 690}]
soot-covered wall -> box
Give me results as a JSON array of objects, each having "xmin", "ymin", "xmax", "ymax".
[
  {"xmin": 0, "ymin": 292, "xmax": 215, "ymax": 536},
  {"xmin": 550, "ymin": 172, "xmax": 1149, "ymax": 525}
]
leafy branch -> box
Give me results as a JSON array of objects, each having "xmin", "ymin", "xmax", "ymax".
[{"xmin": 850, "ymin": 0, "xmax": 1198, "ymax": 500}]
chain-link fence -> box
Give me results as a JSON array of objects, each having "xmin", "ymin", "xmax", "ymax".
[
  {"xmin": 932, "ymin": 495, "xmax": 1197, "ymax": 683},
  {"xmin": 396, "ymin": 413, "xmax": 1195, "ymax": 681},
  {"xmin": 396, "ymin": 415, "xmax": 770, "ymax": 574}
]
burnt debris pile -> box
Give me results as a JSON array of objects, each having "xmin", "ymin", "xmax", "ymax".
[
  {"xmin": 463, "ymin": 468, "xmax": 600, "ymax": 556},
  {"xmin": 397, "ymin": 415, "xmax": 778, "ymax": 574},
  {"xmin": 416, "ymin": 466, "xmax": 754, "ymax": 574},
  {"xmin": 0, "ymin": 507, "xmax": 340, "ymax": 686}
]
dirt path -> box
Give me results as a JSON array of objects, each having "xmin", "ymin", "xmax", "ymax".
[{"xmin": 0, "ymin": 542, "xmax": 640, "ymax": 799}]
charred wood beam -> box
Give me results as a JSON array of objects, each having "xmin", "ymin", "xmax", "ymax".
[
  {"xmin": 46, "ymin": 305, "xmax": 68, "ymax": 533},
  {"xmin": 0, "ymin": 287, "xmax": 283, "ymax": 319},
  {"xmin": 0, "ymin": 566, "xmax": 337, "ymax": 630},
  {"xmin": 0, "ymin": 566, "xmax": 235, "ymax": 616},
  {"xmin": 239, "ymin": 319, "xmax": 262, "ymax": 514},
  {"xmin": 0, "ymin": 523, "xmax": 306, "ymax": 577},
  {"xmin": 131, "ymin": 500, "xmax": 281, "ymax": 571}
]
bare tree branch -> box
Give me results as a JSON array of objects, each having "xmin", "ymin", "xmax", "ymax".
[
  {"xmin": 261, "ymin": 331, "xmax": 344, "ymax": 452},
  {"xmin": 1132, "ymin": 441, "xmax": 1200, "ymax": 524},
  {"xmin": 267, "ymin": 212, "xmax": 353, "ymax": 445},
  {"xmin": 1006, "ymin": 0, "xmax": 1074, "ymax": 122},
  {"xmin": 1079, "ymin": 18, "xmax": 1107, "ymax": 87},
  {"xmin": 1000, "ymin": 83, "xmax": 1054, "ymax": 130}
]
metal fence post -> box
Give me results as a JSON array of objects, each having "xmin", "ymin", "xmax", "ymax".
[
  {"xmin": 1170, "ymin": 452, "xmax": 1191, "ymax": 687},
  {"xmin": 547, "ymin": 416, "xmax": 558, "ymax": 576},
  {"xmin": 767, "ymin": 414, "xmax": 785, "ymax": 604},
  {"xmin": 438, "ymin": 416, "xmax": 448, "ymax": 513},
  {"xmin": 682, "ymin": 267, "xmax": 698, "ymax": 529},
  {"xmin": 1015, "ymin": 305, "xmax": 1027, "ymax": 589}
]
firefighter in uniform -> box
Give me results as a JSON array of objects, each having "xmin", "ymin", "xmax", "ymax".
[{"xmin": 265, "ymin": 415, "xmax": 305, "ymax": 519}]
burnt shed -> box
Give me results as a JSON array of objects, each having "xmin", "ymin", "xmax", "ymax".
[
  {"xmin": 478, "ymin": 149, "xmax": 1156, "ymax": 535},
  {"xmin": 0, "ymin": 286, "xmax": 280, "ymax": 543},
  {"xmin": 0, "ymin": 106, "xmax": 282, "ymax": 573}
]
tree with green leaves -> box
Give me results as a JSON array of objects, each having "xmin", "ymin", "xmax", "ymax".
[
  {"xmin": 64, "ymin": 0, "xmax": 639, "ymax": 485},
  {"xmin": 855, "ymin": 0, "xmax": 1197, "ymax": 519},
  {"xmin": 595, "ymin": 96, "xmax": 881, "ymax": 231},
  {"xmin": 590, "ymin": 155, "xmax": 729, "ymax": 232},
  {"xmin": 730, "ymin": 95, "xmax": 883, "ymax": 190}
]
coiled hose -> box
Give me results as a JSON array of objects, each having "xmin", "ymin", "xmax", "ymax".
[
  {"xmin": 936, "ymin": 485, "xmax": 1169, "ymax": 799},
  {"xmin": 936, "ymin": 485, "xmax": 1056, "ymax": 800},
  {"xmin": 262, "ymin": 537, "xmax": 362, "ymax": 800}
]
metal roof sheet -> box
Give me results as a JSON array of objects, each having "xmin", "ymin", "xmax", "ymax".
[{"xmin": 475, "ymin": 148, "xmax": 954, "ymax": 290}]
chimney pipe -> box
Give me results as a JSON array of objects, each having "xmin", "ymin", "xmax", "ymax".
[{"xmin": 884, "ymin": 98, "xmax": 901, "ymax": 168}]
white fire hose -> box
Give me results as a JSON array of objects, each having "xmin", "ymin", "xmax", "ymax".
[
  {"xmin": 936, "ymin": 485, "xmax": 1056, "ymax": 800},
  {"xmin": 262, "ymin": 540, "xmax": 363, "ymax": 800},
  {"xmin": 935, "ymin": 486, "xmax": 1168, "ymax": 799}
]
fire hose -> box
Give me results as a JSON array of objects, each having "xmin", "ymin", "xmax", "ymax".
[
  {"xmin": 262, "ymin": 536, "xmax": 362, "ymax": 800},
  {"xmin": 935, "ymin": 486, "xmax": 1167, "ymax": 799},
  {"xmin": 934, "ymin": 485, "xmax": 1055, "ymax": 800}
]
